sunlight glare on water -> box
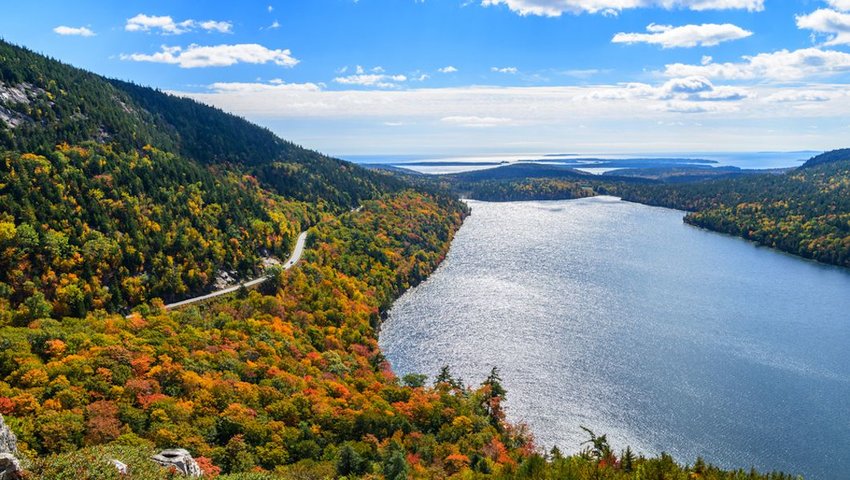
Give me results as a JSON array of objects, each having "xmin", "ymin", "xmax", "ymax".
[{"xmin": 379, "ymin": 197, "xmax": 850, "ymax": 480}]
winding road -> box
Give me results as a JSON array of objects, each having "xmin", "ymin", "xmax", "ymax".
[{"xmin": 159, "ymin": 231, "xmax": 309, "ymax": 311}]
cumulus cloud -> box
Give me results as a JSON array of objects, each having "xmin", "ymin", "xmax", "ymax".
[
  {"xmin": 480, "ymin": 0, "xmax": 764, "ymax": 16},
  {"xmin": 612, "ymin": 23, "xmax": 752, "ymax": 48},
  {"xmin": 439, "ymin": 66, "xmax": 459, "ymax": 73},
  {"xmin": 121, "ymin": 44, "xmax": 298, "ymax": 68},
  {"xmin": 664, "ymin": 48, "xmax": 850, "ymax": 81},
  {"xmin": 797, "ymin": 9, "xmax": 850, "ymax": 46},
  {"xmin": 491, "ymin": 66, "xmax": 519, "ymax": 73},
  {"xmin": 53, "ymin": 26, "xmax": 96, "ymax": 37},
  {"xmin": 656, "ymin": 76, "xmax": 750, "ymax": 104},
  {"xmin": 333, "ymin": 73, "xmax": 408, "ymax": 88},
  {"xmin": 827, "ymin": 0, "xmax": 850, "ymax": 11},
  {"xmin": 662, "ymin": 76, "xmax": 714, "ymax": 94},
  {"xmin": 125, "ymin": 14, "xmax": 233, "ymax": 34},
  {"xmin": 198, "ymin": 20, "xmax": 233, "ymax": 33}
]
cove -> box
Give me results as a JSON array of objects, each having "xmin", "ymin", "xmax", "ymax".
[{"xmin": 379, "ymin": 196, "xmax": 850, "ymax": 480}]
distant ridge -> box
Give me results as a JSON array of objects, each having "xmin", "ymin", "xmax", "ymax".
[{"xmin": 801, "ymin": 149, "xmax": 850, "ymax": 169}]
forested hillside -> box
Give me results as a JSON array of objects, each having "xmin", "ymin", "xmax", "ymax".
[
  {"xmin": 616, "ymin": 152, "xmax": 850, "ymax": 267},
  {"xmin": 0, "ymin": 143, "xmax": 314, "ymax": 318},
  {"xmin": 0, "ymin": 38, "xmax": 405, "ymax": 317},
  {"xmin": 0, "ymin": 40, "xmax": 400, "ymax": 211}
]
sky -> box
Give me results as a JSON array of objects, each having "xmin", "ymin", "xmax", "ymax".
[{"xmin": 3, "ymin": 0, "xmax": 850, "ymax": 155}]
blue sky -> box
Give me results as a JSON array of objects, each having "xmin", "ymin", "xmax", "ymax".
[{"xmin": 3, "ymin": 0, "xmax": 850, "ymax": 154}]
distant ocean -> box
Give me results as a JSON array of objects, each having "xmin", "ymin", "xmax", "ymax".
[{"xmin": 341, "ymin": 151, "xmax": 820, "ymax": 175}]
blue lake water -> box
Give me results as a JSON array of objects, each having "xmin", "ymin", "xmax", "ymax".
[{"xmin": 379, "ymin": 197, "xmax": 850, "ymax": 479}]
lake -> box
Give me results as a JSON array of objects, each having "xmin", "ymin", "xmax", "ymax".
[{"xmin": 379, "ymin": 197, "xmax": 850, "ymax": 479}]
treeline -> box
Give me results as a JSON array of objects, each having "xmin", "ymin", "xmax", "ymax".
[{"xmin": 457, "ymin": 178, "xmax": 602, "ymax": 202}]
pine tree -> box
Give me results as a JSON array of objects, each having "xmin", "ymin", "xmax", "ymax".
[{"xmin": 383, "ymin": 449, "xmax": 409, "ymax": 480}]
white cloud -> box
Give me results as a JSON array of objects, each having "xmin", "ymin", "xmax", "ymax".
[
  {"xmin": 207, "ymin": 81, "xmax": 322, "ymax": 93},
  {"xmin": 659, "ymin": 101, "xmax": 739, "ymax": 113},
  {"xmin": 613, "ymin": 23, "xmax": 752, "ymax": 48},
  {"xmin": 763, "ymin": 90, "xmax": 834, "ymax": 103},
  {"xmin": 199, "ymin": 20, "xmax": 233, "ymax": 33},
  {"xmin": 53, "ymin": 26, "xmax": 96, "ymax": 37},
  {"xmin": 441, "ymin": 116, "xmax": 515, "ymax": 127},
  {"xmin": 662, "ymin": 76, "xmax": 713, "ymax": 94},
  {"xmin": 268, "ymin": 20, "xmax": 281, "ymax": 29},
  {"xmin": 827, "ymin": 0, "xmax": 850, "ymax": 11},
  {"xmin": 492, "ymin": 66, "xmax": 519, "ymax": 73},
  {"xmin": 190, "ymin": 78, "xmax": 758, "ymax": 121},
  {"xmin": 480, "ymin": 0, "xmax": 763, "ymax": 16},
  {"xmin": 268, "ymin": 5, "xmax": 274, "ymax": 12},
  {"xmin": 122, "ymin": 44, "xmax": 299, "ymax": 68},
  {"xmin": 125, "ymin": 14, "xmax": 232, "ymax": 35},
  {"xmin": 797, "ymin": 9, "xmax": 850, "ymax": 46},
  {"xmin": 333, "ymin": 73, "xmax": 408, "ymax": 88},
  {"xmin": 560, "ymin": 68, "xmax": 607, "ymax": 78},
  {"xmin": 664, "ymin": 48, "xmax": 850, "ymax": 81},
  {"xmin": 173, "ymin": 81, "xmax": 850, "ymax": 153},
  {"xmin": 657, "ymin": 76, "xmax": 750, "ymax": 103},
  {"xmin": 439, "ymin": 66, "xmax": 459, "ymax": 73}
]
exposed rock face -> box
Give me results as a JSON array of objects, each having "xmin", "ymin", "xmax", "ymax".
[
  {"xmin": 0, "ymin": 454, "xmax": 21, "ymax": 480},
  {"xmin": 110, "ymin": 459, "xmax": 129, "ymax": 475},
  {"xmin": 0, "ymin": 415, "xmax": 22, "ymax": 480},
  {"xmin": 0, "ymin": 415, "xmax": 17, "ymax": 455},
  {"xmin": 151, "ymin": 449, "xmax": 202, "ymax": 477}
]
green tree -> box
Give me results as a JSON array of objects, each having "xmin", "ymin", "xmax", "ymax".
[
  {"xmin": 336, "ymin": 444, "xmax": 363, "ymax": 477},
  {"xmin": 383, "ymin": 449, "xmax": 409, "ymax": 480}
]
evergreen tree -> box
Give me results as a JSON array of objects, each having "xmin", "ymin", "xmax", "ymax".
[
  {"xmin": 336, "ymin": 444, "xmax": 362, "ymax": 477},
  {"xmin": 383, "ymin": 449, "xmax": 409, "ymax": 480}
]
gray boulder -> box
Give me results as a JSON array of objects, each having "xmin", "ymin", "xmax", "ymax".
[
  {"xmin": 0, "ymin": 415, "xmax": 21, "ymax": 480},
  {"xmin": 151, "ymin": 449, "xmax": 202, "ymax": 477},
  {"xmin": 0, "ymin": 453, "xmax": 22, "ymax": 480},
  {"xmin": 0, "ymin": 415, "xmax": 16, "ymax": 455},
  {"xmin": 110, "ymin": 459, "xmax": 129, "ymax": 475}
]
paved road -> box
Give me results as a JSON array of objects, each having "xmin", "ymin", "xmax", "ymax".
[{"xmin": 159, "ymin": 230, "xmax": 308, "ymax": 311}]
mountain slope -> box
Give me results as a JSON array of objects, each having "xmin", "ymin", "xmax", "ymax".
[
  {"xmin": 0, "ymin": 39, "xmax": 403, "ymax": 317},
  {"xmin": 0, "ymin": 39, "xmax": 400, "ymax": 210}
]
